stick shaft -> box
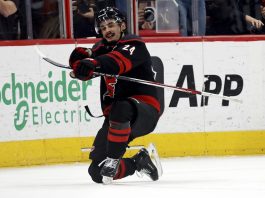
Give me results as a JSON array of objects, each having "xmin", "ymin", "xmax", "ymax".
[
  {"xmin": 35, "ymin": 47, "xmax": 242, "ymax": 103},
  {"xmin": 94, "ymin": 72, "xmax": 242, "ymax": 103}
]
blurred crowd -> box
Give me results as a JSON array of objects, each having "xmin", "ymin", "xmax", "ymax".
[
  {"xmin": 0, "ymin": 0, "xmax": 265, "ymax": 40},
  {"xmin": 206, "ymin": 0, "xmax": 265, "ymax": 35}
]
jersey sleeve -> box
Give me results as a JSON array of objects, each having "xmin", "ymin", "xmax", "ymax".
[{"xmin": 94, "ymin": 39, "xmax": 151, "ymax": 75}]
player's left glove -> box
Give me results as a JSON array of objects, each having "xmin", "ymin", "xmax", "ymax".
[
  {"xmin": 69, "ymin": 47, "xmax": 92, "ymax": 67},
  {"xmin": 71, "ymin": 58, "xmax": 99, "ymax": 81}
]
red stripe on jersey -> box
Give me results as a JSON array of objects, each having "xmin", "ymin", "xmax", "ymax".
[
  {"xmin": 131, "ymin": 95, "xmax": 161, "ymax": 113},
  {"xmin": 108, "ymin": 133, "xmax": 130, "ymax": 143},
  {"xmin": 109, "ymin": 127, "xmax": 131, "ymax": 135},
  {"xmin": 103, "ymin": 105, "xmax": 112, "ymax": 116},
  {"xmin": 105, "ymin": 53, "xmax": 125, "ymax": 74},
  {"xmin": 110, "ymin": 51, "xmax": 132, "ymax": 73},
  {"xmin": 114, "ymin": 159, "xmax": 126, "ymax": 180},
  {"xmin": 92, "ymin": 44, "xmax": 104, "ymax": 53},
  {"xmin": 118, "ymin": 39, "xmax": 143, "ymax": 44}
]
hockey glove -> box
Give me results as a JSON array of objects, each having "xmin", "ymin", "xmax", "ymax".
[
  {"xmin": 71, "ymin": 58, "xmax": 99, "ymax": 81},
  {"xmin": 69, "ymin": 47, "xmax": 92, "ymax": 67}
]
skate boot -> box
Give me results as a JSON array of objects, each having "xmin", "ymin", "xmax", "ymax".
[
  {"xmin": 132, "ymin": 148, "xmax": 159, "ymax": 181},
  {"xmin": 99, "ymin": 157, "xmax": 120, "ymax": 184}
]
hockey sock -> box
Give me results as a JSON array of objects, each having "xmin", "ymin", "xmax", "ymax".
[
  {"xmin": 114, "ymin": 158, "xmax": 137, "ymax": 180},
  {"xmin": 107, "ymin": 121, "xmax": 131, "ymax": 159}
]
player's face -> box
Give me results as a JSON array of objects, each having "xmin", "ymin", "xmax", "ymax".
[{"xmin": 99, "ymin": 19, "xmax": 126, "ymax": 42}]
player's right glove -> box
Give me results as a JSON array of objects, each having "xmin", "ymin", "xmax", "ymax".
[
  {"xmin": 69, "ymin": 47, "xmax": 92, "ymax": 67},
  {"xmin": 71, "ymin": 58, "xmax": 99, "ymax": 81}
]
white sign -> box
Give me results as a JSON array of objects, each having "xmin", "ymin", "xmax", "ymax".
[{"xmin": 0, "ymin": 41, "xmax": 264, "ymax": 142}]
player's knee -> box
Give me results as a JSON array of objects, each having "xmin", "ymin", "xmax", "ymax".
[
  {"xmin": 88, "ymin": 161, "xmax": 103, "ymax": 183},
  {"xmin": 109, "ymin": 100, "xmax": 135, "ymax": 122}
]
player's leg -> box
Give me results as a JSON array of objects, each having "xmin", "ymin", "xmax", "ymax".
[
  {"xmin": 99, "ymin": 99, "xmax": 160, "ymax": 183},
  {"xmin": 88, "ymin": 119, "xmax": 108, "ymax": 183},
  {"xmin": 98, "ymin": 100, "xmax": 136, "ymax": 183},
  {"xmin": 126, "ymin": 98, "xmax": 160, "ymax": 181},
  {"xmin": 88, "ymin": 101, "xmax": 137, "ymax": 183}
]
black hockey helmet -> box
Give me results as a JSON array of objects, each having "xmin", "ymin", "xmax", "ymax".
[{"xmin": 95, "ymin": 7, "xmax": 126, "ymax": 34}]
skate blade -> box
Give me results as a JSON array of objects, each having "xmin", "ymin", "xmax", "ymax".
[{"xmin": 147, "ymin": 143, "xmax": 163, "ymax": 178}]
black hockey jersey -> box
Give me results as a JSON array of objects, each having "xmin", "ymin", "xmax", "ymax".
[{"xmin": 91, "ymin": 34, "xmax": 160, "ymax": 116}]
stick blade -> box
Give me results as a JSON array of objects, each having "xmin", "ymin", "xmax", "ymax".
[
  {"xmin": 34, "ymin": 46, "xmax": 46, "ymax": 58},
  {"xmin": 35, "ymin": 46, "xmax": 71, "ymax": 69}
]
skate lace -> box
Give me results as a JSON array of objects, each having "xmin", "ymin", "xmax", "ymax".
[{"xmin": 98, "ymin": 158, "xmax": 118, "ymax": 169}]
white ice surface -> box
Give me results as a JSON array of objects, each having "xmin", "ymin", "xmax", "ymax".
[{"xmin": 1, "ymin": 156, "xmax": 265, "ymax": 198}]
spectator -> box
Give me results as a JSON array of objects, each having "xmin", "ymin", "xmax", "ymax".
[
  {"xmin": 261, "ymin": 1, "xmax": 265, "ymax": 22},
  {"xmin": 258, "ymin": 1, "xmax": 265, "ymax": 33},
  {"xmin": 73, "ymin": 0, "xmax": 96, "ymax": 38},
  {"xmin": 115, "ymin": 0, "xmax": 127, "ymax": 14},
  {"xmin": 36, "ymin": 0, "xmax": 60, "ymax": 38},
  {"xmin": 138, "ymin": 0, "xmax": 180, "ymax": 33},
  {"xmin": 17, "ymin": 1, "xmax": 28, "ymax": 39},
  {"xmin": 0, "ymin": 0, "xmax": 19, "ymax": 40},
  {"xmin": 206, "ymin": 0, "xmax": 264, "ymax": 35},
  {"xmin": 73, "ymin": 0, "xmax": 124, "ymax": 38},
  {"xmin": 176, "ymin": 0, "xmax": 206, "ymax": 36},
  {"xmin": 261, "ymin": 0, "xmax": 265, "ymax": 18},
  {"xmin": 237, "ymin": 0, "xmax": 264, "ymax": 34},
  {"xmin": 206, "ymin": 0, "xmax": 242, "ymax": 35},
  {"xmin": 20, "ymin": 0, "xmax": 60, "ymax": 39},
  {"xmin": 138, "ymin": 0, "xmax": 156, "ymax": 30},
  {"xmin": 95, "ymin": 0, "xmax": 115, "ymax": 10}
]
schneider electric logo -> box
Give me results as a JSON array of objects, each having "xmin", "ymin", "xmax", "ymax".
[
  {"xmin": 14, "ymin": 100, "xmax": 29, "ymax": 131},
  {"xmin": 0, "ymin": 71, "xmax": 92, "ymax": 131}
]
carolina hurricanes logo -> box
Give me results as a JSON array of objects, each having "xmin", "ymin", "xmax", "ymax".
[{"xmin": 103, "ymin": 76, "xmax": 117, "ymax": 99}]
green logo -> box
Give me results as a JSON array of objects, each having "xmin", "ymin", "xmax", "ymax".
[
  {"xmin": 0, "ymin": 71, "xmax": 92, "ymax": 131},
  {"xmin": 14, "ymin": 100, "xmax": 29, "ymax": 131}
]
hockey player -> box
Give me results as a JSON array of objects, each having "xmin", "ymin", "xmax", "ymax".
[{"xmin": 69, "ymin": 7, "xmax": 161, "ymax": 184}]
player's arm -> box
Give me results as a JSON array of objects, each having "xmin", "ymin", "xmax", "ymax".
[
  {"xmin": 70, "ymin": 40, "xmax": 150, "ymax": 80},
  {"xmin": 95, "ymin": 40, "xmax": 150, "ymax": 75}
]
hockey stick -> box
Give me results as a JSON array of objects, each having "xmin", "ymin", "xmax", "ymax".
[
  {"xmin": 93, "ymin": 72, "xmax": 243, "ymax": 103},
  {"xmin": 35, "ymin": 46, "xmax": 71, "ymax": 69},
  {"xmin": 35, "ymin": 46, "xmax": 243, "ymax": 103}
]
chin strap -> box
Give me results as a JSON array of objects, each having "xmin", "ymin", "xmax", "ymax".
[{"xmin": 119, "ymin": 30, "xmax": 125, "ymax": 40}]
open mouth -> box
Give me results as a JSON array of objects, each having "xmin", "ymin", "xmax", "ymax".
[{"xmin": 106, "ymin": 32, "xmax": 115, "ymax": 39}]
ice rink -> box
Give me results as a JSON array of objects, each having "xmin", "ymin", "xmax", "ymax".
[{"xmin": 1, "ymin": 155, "xmax": 265, "ymax": 198}]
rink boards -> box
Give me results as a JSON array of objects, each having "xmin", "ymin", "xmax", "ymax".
[{"xmin": 0, "ymin": 37, "xmax": 265, "ymax": 167}]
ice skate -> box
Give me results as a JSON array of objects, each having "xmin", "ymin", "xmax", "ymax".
[
  {"xmin": 132, "ymin": 148, "xmax": 159, "ymax": 181},
  {"xmin": 99, "ymin": 157, "xmax": 120, "ymax": 184}
]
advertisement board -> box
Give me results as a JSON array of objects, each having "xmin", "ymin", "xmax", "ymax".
[{"xmin": 0, "ymin": 40, "xmax": 264, "ymax": 166}]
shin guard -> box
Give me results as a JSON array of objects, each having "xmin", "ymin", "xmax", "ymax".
[{"xmin": 107, "ymin": 121, "xmax": 131, "ymax": 159}]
